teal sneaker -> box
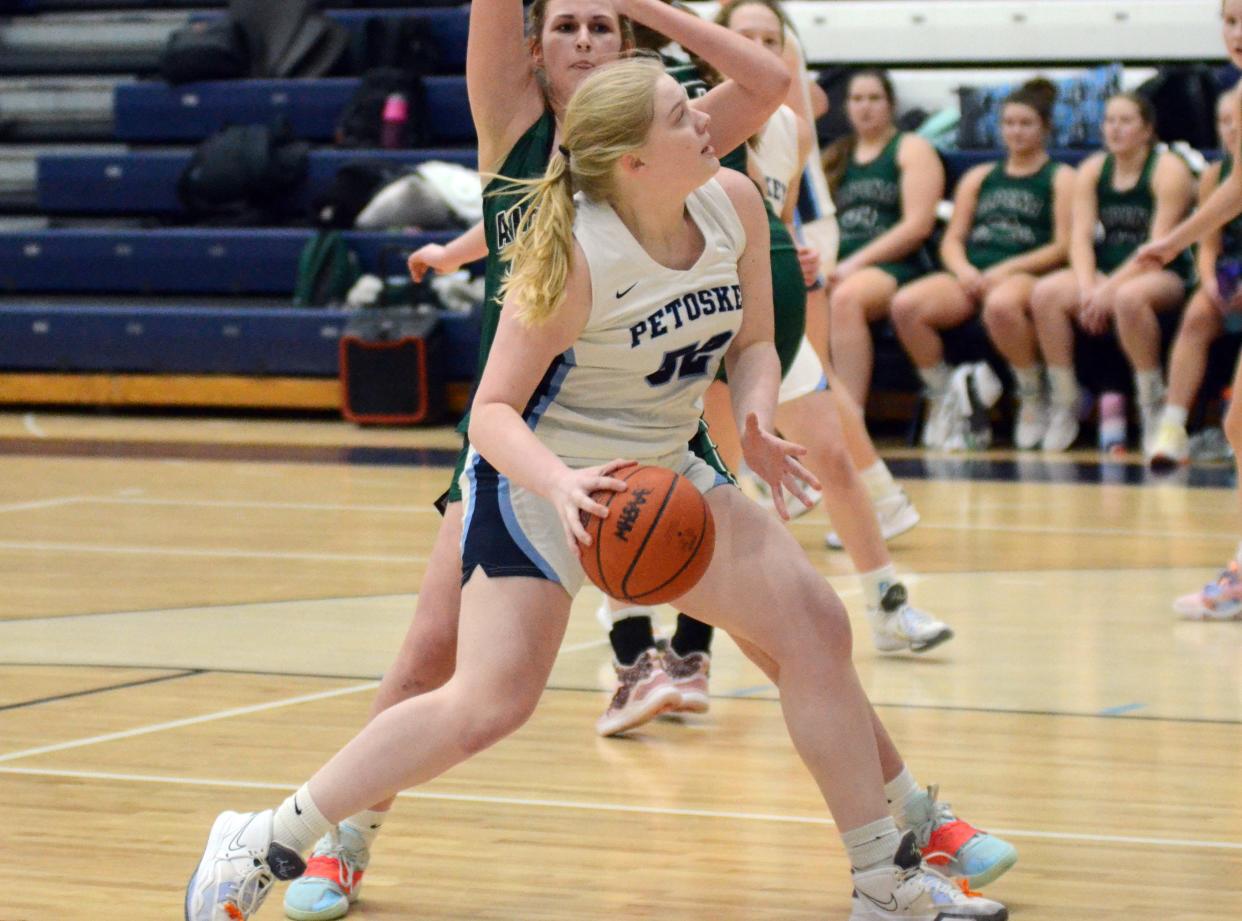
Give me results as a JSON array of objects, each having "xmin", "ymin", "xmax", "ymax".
[
  {"xmin": 283, "ymin": 825, "xmax": 369, "ymax": 921},
  {"xmin": 904, "ymin": 786, "xmax": 1018, "ymax": 889}
]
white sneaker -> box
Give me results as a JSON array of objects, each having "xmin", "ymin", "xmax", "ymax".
[
  {"xmin": 185, "ymin": 810, "xmax": 305, "ymax": 921},
  {"xmin": 825, "ymin": 489, "xmax": 920, "ymax": 550},
  {"xmin": 920, "ymin": 387, "xmax": 958, "ymax": 449},
  {"xmin": 867, "ymin": 583, "xmax": 954, "ymax": 654},
  {"xmin": 850, "ymin": 832, "xmax": 1008, "ymax": 920},
  {"xmin": 1148, "ymin": 420, "xmax": 1190, "ymax": 472},
  {"xmin": 1139, "ymin": 397, "xmax": 1166, "ymax": 458},
  {"xmin": 1041, "ymin": 402, "xmax": 1079, "ymax": 453},
  {"xmin": 1013, "ymin": 390, "xmax": 1048, "ymax": 450}
]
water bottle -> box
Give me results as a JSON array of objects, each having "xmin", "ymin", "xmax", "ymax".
[
  {"xmin": 380, "ymin": 93, "xmax": 409, "ymax": 149},
  {"xmin": 1098, "ymin": 391, "xmax": 1127, "ymax": 455}
]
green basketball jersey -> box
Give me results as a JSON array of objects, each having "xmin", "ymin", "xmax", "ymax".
[
  {"xmin": 1095, "ymin": 148, "xmax": 1191, "ymax": 280},
  {"xmin": 965, "ymin": 160, "xmax": 1057, "ymax": 270},
  {"xmin": 836, "ymin": 133, "xmax": 904, "ymax": 260}
]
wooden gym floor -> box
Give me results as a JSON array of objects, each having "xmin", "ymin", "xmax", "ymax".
[{"xmin": 0, "ymin": 410, "xmax": 1238, "ymax": 921}]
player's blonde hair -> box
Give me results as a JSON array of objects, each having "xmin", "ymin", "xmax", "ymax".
[{"xmin": 498, "ymin": 58, "xmax": 664, "ymax": 325}]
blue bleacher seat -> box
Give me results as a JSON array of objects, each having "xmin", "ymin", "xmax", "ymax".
[
  {"xmin": 37, "ymin": 148, "xmax": 478, "ymax": 215},
  {"xmin": 113, "ymin": 76, "xmax": 473, "ymax": 144},
  {"xmin": 0, "ymin": 302, "xmax": 480, "ymax": 379},
  {"xmin": 0, "ymin": 229, "xmax": 458, "ymax": 295}
]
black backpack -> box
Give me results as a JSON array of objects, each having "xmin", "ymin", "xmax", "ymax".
[
  {"xmin": 1137, "ymin": 65, "xmax": 1221, "ymax": 149},
  {"xmin": 335, "ymin": 67, "xmax": 425, "ymax": 148},
  {"xmin": 345, "ymin": 13, "xmax": 440, "ymax": 75},
  {"xmin": 159, "ymin": 19, "xmax": 250, "ymax": 85},
  {"xmin": 177, "ymin": 123, "xmax": 310, "ymax": 225}
]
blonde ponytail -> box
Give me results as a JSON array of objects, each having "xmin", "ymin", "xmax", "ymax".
[
  {"xmin": 494, "ymin": 58, "xmax": 665, "ymax": 326},
  {"xmin": 497, "ymin": 152, "xmax": 578, "ymax": 325}
]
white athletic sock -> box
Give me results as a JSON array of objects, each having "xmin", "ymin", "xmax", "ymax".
[
  {"xmin": 842, "ymin": 816, "xmax": 902, "ymax": 871},
  {"xmin": 1047, "ymin": 366, "xmax": 1079, "ymax": 407},
  {"xmin": 342, "ymin": 807, "xmax": 388, "ymax": 850},
  {"xmin": 272, "ymin": 783, "xmax": 333, "ymax": 855},
  {"xmin": 601, "ymin": 596, "xmax": 656, "ymax": 626},
  {"xmin": 860, "ymin": 460, "xmax": 899, "ymax": 502},
  {"xmin": 883, "ymin": 766, "xmax": 922, "ymax": 821},
  {"xmin": 919, "ymin": 362, "xmax": 951, "ymax": 395},
  {"xmin": 1135, "ymin": 368, "xmax": 1165, "ymax": 406},
  {"xmin": 1160, "ymin": 404, "xmax": 1188, "ymax": 430},
  {"xmin": 1012, "ymin": 364, "xmax": 1043, "ymax": 397},
  {"xmin": 860, "ymin": 564, "xmax": 899, "ymax": 610}
]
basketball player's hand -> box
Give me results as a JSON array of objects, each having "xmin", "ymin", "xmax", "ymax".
[
  {"xmin": 407, "ymin": 244, "xmax": 461, "ymax": 283},
  {"xmin": 796, "ymin": 244, "xmax": 821, "ymax": 287},
  {"xmin": 828, "ymin": 256, "xmax": 864, "ymax": 286},
  {"xmin": 553, "ymin": 459, "xmax": 636, "ymax": 555},
  {"xmin": 955, "ymin": 265, "xmax": 984, "ymax": 299},
  {"xmin": 1078, "ymin": 291, "xmax": 1113, "ymax": 336},
  {"xmin": 1136, "ymin": 237, "xmax": 1178, "ymax": 272},
  {"xmin": 740, "ymin": 413, "xmax": 821, "ymax": 521}
]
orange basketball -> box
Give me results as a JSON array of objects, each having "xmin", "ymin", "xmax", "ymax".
[{"xmin": 580, "ymin": 465, "xmax": 715, "ymax": 605}]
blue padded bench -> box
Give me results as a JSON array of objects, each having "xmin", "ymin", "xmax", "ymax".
[
  {"xmin": 114, "ymin": 76, "xmax": 473, "ymax": 144},
  {"xmin": 0, "ymin": 229, "xmax": 458, "ymax": 295},
  {"xmin": 37, "ymin": 148, "xmax": 478, "ymax": 215},
  {"xmin": 0, "ymin": 302, "xmax": 481, "ymax": 379}
]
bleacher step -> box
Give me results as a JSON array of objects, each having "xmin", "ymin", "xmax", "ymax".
[
  {"xmin": 0, "ymin": 11, "xmax": 187, "ymax": 74},
  {"xmin": 0, "ymin": 75, "xmax": 121, "ymax": 141}
]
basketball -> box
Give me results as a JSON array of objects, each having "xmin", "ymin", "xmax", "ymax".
[{"xmin": 580, "ymin": 465, "xmax": 716, "ymax": 605}]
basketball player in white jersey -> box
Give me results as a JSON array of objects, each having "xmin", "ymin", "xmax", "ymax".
[{"xmin": 185, "ymin": 60, "xmax": 1008, "ymax": 921}]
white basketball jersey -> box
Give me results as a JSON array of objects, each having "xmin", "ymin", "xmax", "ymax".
[
  {"xmin": 750, "ymin": 106, "xmax": 802, "ymax": 219},
  {"xmin": 523, "ymin": 178, "xmax": 746, "ymax": 466}
]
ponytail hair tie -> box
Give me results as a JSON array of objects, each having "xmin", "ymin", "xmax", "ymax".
[{"xmin": 558, "ymin": 144, "xmax": 570, "ymax": 159}]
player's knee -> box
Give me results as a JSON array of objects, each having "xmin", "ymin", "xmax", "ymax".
[
  {"xmin": 1182, "ymin": 298, "xmax": 1219, "ymax": 339},
  {"xmin": 1112, "ymin": 288, "xmax": 1149, "ymax": 325},
  {"xmin": 889, "ymin": 292, "xmax": 920, "ymax": 329},
  {"xmin": 1030, "ymin": 278, "xmax": 1067, "ymax": 316},
  {"xmin": 455, "ymin": 686, "xmax": 540, "ymax": 756}
]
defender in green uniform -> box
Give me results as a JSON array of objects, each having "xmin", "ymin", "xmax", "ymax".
[
  {"xmin": 1026, "ymin": 91, "xmax": 1195, "ymax": 454},
  {"xmin": 821, "ymin": 69, "xmax": 944, "ymax": 409},
  {"xmin": 887, "ymin": 79, "xmax": 1075, "ymax": 451}
]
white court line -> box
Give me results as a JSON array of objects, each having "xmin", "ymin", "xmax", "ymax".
[
  {"xmin": 84, "ymin": 497, "xmax": 435, "ymax": 515},
  {"xmin": 22, "ymin": 413, "xmax": 45, "ymax": 438},
  {"xmin": 1, "ymin": 765, "xmax": 1238, "ymax": 853},
  {"xmin": 0, "ymin": 496, "xmax": 83, "ymax": 513},
  {"xmin": 0, "ymin": 540, "xmax": 427, "ymax": 565},
  {"xmin": 0, "ymin": 681, "xmax": 379, "ymax": 764},
  {"xmin": 559, "ymin": 638, "xmax": 609, "ymax": 654}
]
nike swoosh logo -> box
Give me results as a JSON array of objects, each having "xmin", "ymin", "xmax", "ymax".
[
  {"xmin": 615, "ymin": 282, "xmax": 638, "ymax": 299},
  {"xmin": 859, "ymin": 891, "xmax": 900, "ymax": 911},
  {"xmin": 294, "ymin": 797, "xmax": 303, "ymax": 816},
  {"xmin": 227, "ymin": 814, "xmax": 258, "ymax": 852}
]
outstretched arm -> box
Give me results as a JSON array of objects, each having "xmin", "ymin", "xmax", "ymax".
[{"xmin": 618, "ymin": 0, "xmax": 790, "ymax": 156}]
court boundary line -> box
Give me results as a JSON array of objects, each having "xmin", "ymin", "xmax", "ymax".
[
  {"xmin": 0, "ymin": 591, "xmax": 421, "ymax": 624},
  {"xmin": 1, "ymin": 764, "xmax": 1239, "ymax": 853},
  {"xmin": 0, "ymin": 662, "xmax": 1236, "ymax": 727},
  {"xmin": 0, "ymin": 539, "xmax": 428, "ymax": 565},
  {"xmin": 0, "ymin": 668, "xmax": 200, "ymax": 713},
  {"xmin": 0, "ymin": 680, "xmax": 380, "ymax": 764}
]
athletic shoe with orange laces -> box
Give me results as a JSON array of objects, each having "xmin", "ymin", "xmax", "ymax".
[
  {"xmin": 283, "ymin": 824, "xmax": 369, "ymax": 921},
  {"xmin": 1173, "ymin": 558, "xmax": 1242, "ymax": 620},
  {"xmin": 185, "ymin": 810, "xmax": 305, "ymax": 921},
  {"xmin": 903, "ymin": 786, "xmax": 1018, "ymax": 889},
  {"xmin": 661, "ymin": 647, "xmax": 710, "ymax": 714},
  {"xmin": 596, "ymin": 648, "xmax": 682, "ymax": 737}
]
